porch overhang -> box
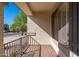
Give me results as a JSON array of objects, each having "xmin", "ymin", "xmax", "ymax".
[
  {"xmin": 15, "ymin": 2, "xmax": 60, "ymax": 16},
  {"xmin": 15, "ymin": 2, "xmax": 32, "ymax": 16}
]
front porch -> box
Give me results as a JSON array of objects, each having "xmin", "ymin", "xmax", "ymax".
[
  {"xmin": 0, "ymin": 2, "xmax": 68, "ymax": 57},
  {"xmin": 1, "ymin": 2, "xmax": 78, "ymax": 57}
]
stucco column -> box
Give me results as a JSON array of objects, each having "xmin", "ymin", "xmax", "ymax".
[{"xmin": 0, "ymin": 3, "xmax": 7, "ymax": 56}]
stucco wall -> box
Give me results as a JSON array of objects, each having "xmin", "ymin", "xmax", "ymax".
[
  {"xmin": 27, "ymin": 12, "xmax": 51, "ymax": 44},
  {"xmin": 27, "ymin": 12, "xmax": 59, "ymax": 53}
]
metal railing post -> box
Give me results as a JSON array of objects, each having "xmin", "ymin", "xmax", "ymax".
[
  {"xmin": 20, "ymin": 38, "xmax": 22, "ymax": 56},
  {"xmin": 39, "ymin": 45, "xmax": 41, "ymax": 57},
  {"xmin": 7, "ymin": 44, "xmax": 8, "ymax": 56}
]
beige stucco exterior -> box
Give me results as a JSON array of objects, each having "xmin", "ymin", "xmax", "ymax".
[
  {"xmin": 26, "ymin": 3, "xmax": 69, "ymax": 56},
  {"xmin": 27, "ymin": 12, "xmax": 59, "ymax": 54},
  {"xmin": 27, "ymin": 12, "xmax": 52, "ymax": 44}
]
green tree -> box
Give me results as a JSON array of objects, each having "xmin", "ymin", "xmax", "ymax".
[
  {"xmin": 10, "ymin": 11, "xmax": 27, "ymax": 34},
  {"xmin": 10, "ymin": 24, "xmax": 16, "ymax": 32}
]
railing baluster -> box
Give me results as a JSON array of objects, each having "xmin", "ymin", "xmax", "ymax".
[
  {"xmin": 12, "ymin": 42, "xmax": 13, "ymax": 54},
  {"xmin": 39, "ymin": 45, "xmax": 41, "ymax": 57},
  {"xmin": 6, "ymin": 44, "xmax": 7, "ymax": 56},
  {"xmin": 14, "ymin": 42, "xmax": 15, "ymax": 54},
  {"xmin": 20, "ymin": 38, "xmax": 22, "ymax": 56},
  {"xmin": 7, "ymin": 44, "xmax": 9, "ymax": 57},
  {"xmin": 4, "ymin": 45, "xmax": 5, "ymax": 56},
  {"xmin": 4, "ymin": 45, "xmax": 6, "ymax": 56},
  {"xmin": 31, "ymin": 38, "xmax": 33, "ymax": 45},
  {"xmin": 10, "ymin": 43, "xmax": 12, "ymax": 56},
  {"xmin": 8, "ymin": 43, "xmax": 9, "ymax": 57},
  {"xmin": 9, "ymin": 43, "xmax": 11, "ymax": 57},
  {"xmin": 6, "ymin": 44, "xmax": 8, "ymax": 56},
  {"xmin": 27, "ymin": 36, "xmax": 29, "ymax": 45},
  {"xmin": 31, "ymin": 38, "xmax": 34, "ymax": 44},
  {"xmin": 13, "ymin": 42, "xmax": 14, "ymax": 54},
  {"xmin": 31, "ymin": 36, "xmax": 32, "ymax": 45},
  {"xmin": 29, "ymin": 36, "xmax": 31, "ymax": 45},
  {"xmin": 30, "ymin": 36, "xmax": 32, "ymax": 45},
  {"xmin": 28, "ymin": 36, "xmax": 29, "ymax": 45}
]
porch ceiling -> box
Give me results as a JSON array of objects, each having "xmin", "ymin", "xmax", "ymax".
[
  {"xmin": 15, "ymin": 2, "xmax": 59, "ymax": 16},
  {"xmin": 28, "ymin": 2, "xmax": 58, "ymax": 12}
]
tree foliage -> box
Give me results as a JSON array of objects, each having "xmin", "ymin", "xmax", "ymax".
[{"xmin": 10, "ymin": 11, "xmax": 27, "ymax": 32}]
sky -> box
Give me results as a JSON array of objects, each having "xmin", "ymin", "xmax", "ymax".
[{"xmin": 4, "ymin": 2, "xmax": 21, "ymax": 25}]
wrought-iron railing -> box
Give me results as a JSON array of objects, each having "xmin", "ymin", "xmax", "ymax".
[{"xmin": 4, "ymin": 35, "xmax": 41, "ymax": 57}]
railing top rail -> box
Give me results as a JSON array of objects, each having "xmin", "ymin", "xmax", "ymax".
[
  {"xmin": 4, "ymin": 35, "xmax": 26, "ymax": 45},
  {"xmin": 4, "ymin": 35, "xmax": 41, "ymax": 46}
]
